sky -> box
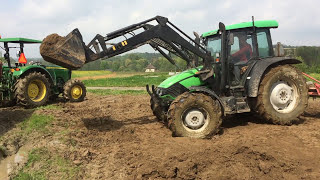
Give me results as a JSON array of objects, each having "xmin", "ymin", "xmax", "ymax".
[{"xmin": 1, "ymin": 0, "xmax": 320, "ymax": 58}]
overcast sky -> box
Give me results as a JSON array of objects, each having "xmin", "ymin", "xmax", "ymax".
[{"xmin": 1, "ymin": 0, "xmax": 320, "ymax": 58}]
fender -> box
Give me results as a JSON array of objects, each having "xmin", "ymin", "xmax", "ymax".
[
  {"xmin": 189, "ymin": 86, "xmax": 226, "ymax": 115},
  {"xmin": 13, "ymin": 66, "xmax": 55, "ymax": 85},
  {"xmin": 246, "ymin": 57, "xmax": 301, "ymax": 97}
]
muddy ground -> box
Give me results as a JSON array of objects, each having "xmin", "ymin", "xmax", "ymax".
[{"xmin": 1, "ymin": 94, "xmax": 320, "ymax": 179}]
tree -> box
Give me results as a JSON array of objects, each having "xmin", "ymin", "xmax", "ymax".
[{"xmin": 296, "ymin": 46, "xmax": 320, "ymax": 66}]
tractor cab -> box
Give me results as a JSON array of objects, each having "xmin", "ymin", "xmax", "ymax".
[
  {"xmin": 202, "ymin": 20, "xmax": 278, "ymax": 88},
  {"xmin": 0, "ymin": 37, "xmax": 42, "ymax": 68}
]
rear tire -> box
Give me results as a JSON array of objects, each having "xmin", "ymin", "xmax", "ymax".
[
  {"xmin": 15, "ymin": 72, "xmax": 50, "ymax": 108},
  {"xmin": 168, "ymin": 92, "xmax": 222, "ymax": 138},
  {"xmin": 255, "ymin": 65, "xmax": 308, "ymax": 125},
  {"xmin": 63, "ymin": 79, "xmax": 86, "ymax": 102}
]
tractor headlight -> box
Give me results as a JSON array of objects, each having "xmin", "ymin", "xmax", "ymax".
[{"xmin": 156, "ymin": 88, "xmax": 163, "ymax": 96}]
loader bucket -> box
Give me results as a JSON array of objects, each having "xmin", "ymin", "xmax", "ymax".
[{"xmin": 40, "ymin": 28, "xmax": 87, "ymax": 70}]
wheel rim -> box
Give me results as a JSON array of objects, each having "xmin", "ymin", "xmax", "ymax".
[
  {"xmin": 182, "ymin": 108, "xmax": 209, "ymax": 131},
  {"xmin": 71, "ymin": 85, "xmax": 83, "ymax": 99},
  {"xmin": 269, "ymin": 80, "xmax": 299, "ymax": 113},
  {"xmin": 27, "ymin": 80, "xmax": 46, "ymax": 102}
]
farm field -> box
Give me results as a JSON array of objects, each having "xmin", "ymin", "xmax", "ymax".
[
  {"xmin": 305, "ymin": 73, "xmax": 320, "ymax": 82},
  {"xmin": 0, "ymin": 72, "xmax": 320, "ymax": 179},
  {"xmin": 71, "ymin": 71, "xmax": 112, "ymax": 79},
  {"xmin": 0, "ymin": 93, "xmax": 320, "ymax": 179},
  {"xmin": 78, "ymin": 72, "xmax": 171, "ymax": 87}
]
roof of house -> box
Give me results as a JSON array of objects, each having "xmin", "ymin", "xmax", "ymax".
[{"xmin": 146, "ymin": 64, "xmax": 156, "ymax": 69}]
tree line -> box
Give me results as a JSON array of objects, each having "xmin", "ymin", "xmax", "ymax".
[
  {"xmin": 1, "ymin": 47, "xmax": 319, "ymax": 73},
  {"xmin": 78, "ymin": 52, "xmax": 187, "ymax": 72},
  {"xmin": 78, "ymin": 46, "xmax": 320, "ymax": 73},
  {"xmin": 294, "ymin": 46, "xmax": 320, "ymax": 73}
]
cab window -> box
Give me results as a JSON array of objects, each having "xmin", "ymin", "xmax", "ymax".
[{"xmin": 257, "ymin": 29, "xmax": 272, "ymax": 58}]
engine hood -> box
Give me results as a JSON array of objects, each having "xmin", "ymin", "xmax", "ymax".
[{"xmin": 158, "ymin": 67, "xmax": 205, "ymax": 89}]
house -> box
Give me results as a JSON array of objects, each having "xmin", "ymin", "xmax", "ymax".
[{"xmin": 145, "ymin": 64, "xmax": 156, "ymax": 72}]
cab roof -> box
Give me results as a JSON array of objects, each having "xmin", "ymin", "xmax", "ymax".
[
  {"xmin": 0, "ymin": 37, "xmax": 42, "ymax": 43},
  {"xmin": 202, "ymin": 20, "xmax": 279, "ymax": 38}
]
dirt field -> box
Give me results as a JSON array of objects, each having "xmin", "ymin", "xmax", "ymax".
[{"xmin": 1, "ymin": 94, "xmax": 320, "ymax": 179}]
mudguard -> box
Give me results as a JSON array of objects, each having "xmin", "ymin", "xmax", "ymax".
[
  {"xmin": 189, "ymin": 86, "xmax": 226, "ymax": 115},
  {"xmin": 246, "ymin": 57, "xmax": 301, "ymax": 97},
  {"xmin": 13, "ymin": 66, "xmax": 55, "ymax": 85}
]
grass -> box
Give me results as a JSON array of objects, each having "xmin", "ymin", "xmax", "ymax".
[
  {"xmin": 306, "ymin": 73, "xmax": 320, "ymax": 82},
  {"xmin": 14, "ymin": 148, "xmax": 80, "ymax": 180},
  {"xmin": 88, "ymin": 89, "xmax": 147, "ymax": 95},
  {"xmin": 82, "ymin": 73, "xmax": 170, "ymax": 87},
  {"xmin": 19, "ymin": 114, "xmax": 54, "ymax": 134},
  {"xmin": 71, "ymin": 70, "xmax": 111, "ymax": 78}
]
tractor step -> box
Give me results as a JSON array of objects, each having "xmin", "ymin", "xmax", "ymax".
[
  {"xmin": 221, "ymin": 96, "xmax": 251, "ymax": 114},
  {"xmin": 236, "ymin": 98, "xmax": 251, "ymax": 113}
]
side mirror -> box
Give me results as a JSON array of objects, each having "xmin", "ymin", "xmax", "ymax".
[{"xmin": 228, "ymin": 33, "xmax": 234, "ymax": 46}]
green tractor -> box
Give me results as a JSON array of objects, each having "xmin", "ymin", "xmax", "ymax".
[
  {"xmin": 0, "ymin": 37, "xmax": 86, "ymax": 108},
  {"xmin": 38, "ymin": 16, "xmax": 308, "ymax": 138},
  {"xmin": 148, "ymin": 19, "xmax": 308, "ymax": 138}
]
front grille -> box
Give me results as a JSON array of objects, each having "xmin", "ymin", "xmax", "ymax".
[{"xmin": 157, "ymin": 83, "xmax": 188, "ymax": 98}]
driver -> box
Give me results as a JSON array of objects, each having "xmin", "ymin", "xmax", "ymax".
[
  {"xmin": 231, "ymin": 35, "xmax": 252, "ymax": 83},
  {"xmin": 231, "ymin": 35, "xmax": 252, "ymax": 62}
]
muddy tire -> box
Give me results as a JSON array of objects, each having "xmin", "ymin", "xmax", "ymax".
[
  {"xmin": 63, "ymin": 79, "xmax": 86, "ymax": 102},
  {"xmin": 150, "ymin": 96, "xmax": 167, "ymax": 123},
  {"xmin": 15, "ymin": 72, "xmax": 50, "ymax": 108},
  {"xmin": 168, "ymin": 92, "xmax": 222, "ymax": 138},
  {"xmin": 255, "ymin": 65, "xmax": 308, "ymax": 125}
]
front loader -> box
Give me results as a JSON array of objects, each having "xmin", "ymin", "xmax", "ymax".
[{"xmin": 40, "ymin": 16, "xmax": 308, "ymax": 138}]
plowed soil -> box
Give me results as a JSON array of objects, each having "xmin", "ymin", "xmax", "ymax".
[{"xmin": 1, "ymin": 94, "xmax": 320, "ymax": 179}]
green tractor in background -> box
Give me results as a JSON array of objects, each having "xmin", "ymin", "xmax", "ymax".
[{"xmin": 0, "ymin": 37, "xmax": 86, "ymax": 108}]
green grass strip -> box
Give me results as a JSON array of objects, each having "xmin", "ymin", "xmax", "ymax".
[
  {"xmin": 83, "ymin": 74, "xmax": 169, "ymax": 87},
  {"xmin": 88, "ymin": 89, "xmax": 147, "ymax": 95},
  {"xmin": 71, "ymin": 70, "xmax": 111, "ymax": 78},
  {"xmin": 19, "ymin": 114, "xmax": 54, "ymax": 134}
]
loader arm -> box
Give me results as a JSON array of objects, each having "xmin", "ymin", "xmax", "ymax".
[
  {"xmin": 41, "ymin": 16, "xmax": 214, "ymax": 80},
  {"xmin": 86, "ymin": 16, "xmax": 210, "ymax": 67}
]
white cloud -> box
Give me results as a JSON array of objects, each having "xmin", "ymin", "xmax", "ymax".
[{"xmin": 1, "ymin": 0, "xmax": 320, "ymax": 57}]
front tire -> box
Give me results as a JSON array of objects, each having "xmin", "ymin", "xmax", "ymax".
[
  {"xmin": 15, "ymin": 72, "xmax": 50, "ymax": 108},
  {"xmin": 168, "ymin": 92, "xmax": 222, "ymax": 138},
  {"xmin": 150, "ymin": 96, "xmax": 167, "ymax": 123},
  {"xmin": 255, "ymin": 65, "xmax": 308, "ymax": 125},
  {"xmin": 63, "ymin": 79, "xmax": 86, "ymax": 102}
]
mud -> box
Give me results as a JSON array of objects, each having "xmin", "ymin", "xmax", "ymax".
[
  {"xmin": 1, "ymin": 95, "xmax": 320, "ymax": 179},
  {"xmin": 40, "ymin": 33, "xmax": 86, "ymax": 69}
]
